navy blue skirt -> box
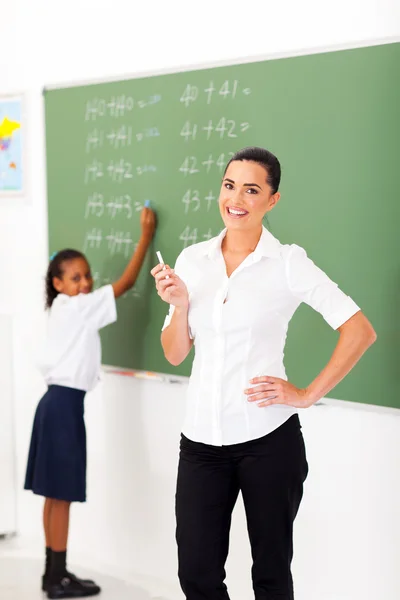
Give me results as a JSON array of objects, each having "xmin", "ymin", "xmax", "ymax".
[{"xmin": 24, "ymin": 385, "xmax": 87, "ymax": 502}]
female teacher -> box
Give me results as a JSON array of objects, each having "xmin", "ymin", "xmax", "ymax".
[{"xmin": 151, "ymin": 147, "xmax": 376, "ymax": 600}]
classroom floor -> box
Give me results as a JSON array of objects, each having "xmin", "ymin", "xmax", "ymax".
[{"xmin": 0, "ymin": 538, "xmax": 173, "ymax": 600}]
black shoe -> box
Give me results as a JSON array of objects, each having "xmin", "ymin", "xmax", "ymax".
[
  {"xmin": 47, "ymin": 575, "xmax": 101, "ymax": 599},
  {"xmin": 42, "ymin": 572, "xmax": 96, "ymax": 592}
]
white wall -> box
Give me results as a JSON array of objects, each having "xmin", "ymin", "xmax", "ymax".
[
  {"xmin": 0, "ymin": 315, "xmax": 17, "ymax": 534},
  {"xmin": 1, "ymin": 1, "xmax": 400, "ymax": 599}
]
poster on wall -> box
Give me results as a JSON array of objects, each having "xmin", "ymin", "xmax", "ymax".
[{"xmin": 0, "ymin": 96, "xmax": 24, "ymax": 195}]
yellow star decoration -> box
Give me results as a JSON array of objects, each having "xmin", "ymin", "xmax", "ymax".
[{"xmin": 0, "ymin": 117, "xmax": 21, "ymax": 138}]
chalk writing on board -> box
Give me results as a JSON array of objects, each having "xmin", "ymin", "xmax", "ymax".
[
  {"xmin": 180, "ymin": 121, "xmax": 197, "ymax": 141},
  {"xmin": 182, "ymin": 190, "xmax": 217, "ymax": 214},
  {"xmin": 179, "ymin": 226, "xmax": 216, "ymax": 249},
  {"xmin": 179, "ymin": 153, "xmax": 235, "ymax": 176},
  {"xmin": 135, "ymin": 127, "xmax": 160, "ymax": 142},
  {"xmin": 122, "ymin": 285, "xmax": 142, "ymax": 301},
  {"xmin": 85, "ymin": 96, "xmax": 134, "ymax": 120},
  {"xmin": 106, "ymin": 160, "xmax": 133, "ymax": 182},
  {"xmin": 106, "ymin": 197, "xmax": 144, "ymax": 218},
  {"xmin": 83, "ymin": 228, "xmax": 102, "ymax": 251},
  {"xmin": 85, "ymin": 161, "xmax": 156, "ymax": 182},
  {"xmin": 84, "ymin": 160, "xmax": 104, "ymax": 183},
  {"xmin": 180, "ymin": 119, "xmax": 250, "ymax": 141},
  {"xmin": 180, "ymin": 85, "xmax": 199, "ymax": 108},
  {"xmin": 137, "ymin": 95, "xmax": 162, "ymax": 108},
  {"xmin": 86, "ymin": 126, "xmax": 133, "ymax": 153},
  {"xmin": 85, "ymin": 94, "xmax": 161, "ymax": 121},
  {"xmin": 136, "ymin": 165, "xmax": 157, "ymax": 175},
  {"xmin": 182, "ymin": 190, "xmax": 200, "ymax": 213},
  {"xmin": 86, "ymin": 127, "xmax": 160, "ymax": 152},
  {"xmin": 106, "ymin": 196, "xmax": 133, "ymax": 219},
  {"xmin": 202, "ymin": 152, "xmax": 235, "ymax": 172},
  {"xmin": 83, "ymin": 228, "xmax": 135, "ymax": 257},
  {"xmin": 91, "ymin": 271, "xmax": 142, "ymax": 300},
  {"xmin": 106, "ymin": 230, "xmax": 133, "ymax": 257},
  {"xmin": 85, "ymin": 194, "xmax": 145, "ymax": 220},
  {"xmin": 202, "ymin": 119, "xmax": 250, "ymax": 140},
  {"xmin": 86, "ymin": 130, "xmax": 104, "ymax": 153},
  {"xmin": 179, "ymin": 156, "xmax": 199, "ymax": 176},
  {"xmin": 204, "ymin": 80, "xmax": 239, "ymax": 104},
  {"xmin": 85, "ymin": 161, "xmax": 157, "ymax": 182},
  {"xmin": 203, "ymin": 228, "xmax": 213, "ymax": 241},
  {"xmin": 85, "ymin": 192, "xmax": 105, "ymax": 218},
  {"xmin": 180, "ymin": 81, "xmax": 251, "ymax": 107}
]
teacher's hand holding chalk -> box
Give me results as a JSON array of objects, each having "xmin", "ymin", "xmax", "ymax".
[
  {"xmin": 156, "ymin": 251, "xmax": 169, "ymax": 279},
  {"xmin": 151, "ymin": 259, "xmax": 189, "ymax": 308}
]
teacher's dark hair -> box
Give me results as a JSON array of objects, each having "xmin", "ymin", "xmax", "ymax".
[{"xmin": 225, "ymin": 147, "xmax": 281, "ymax": 194}]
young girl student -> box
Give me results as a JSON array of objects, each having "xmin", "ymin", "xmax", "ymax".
[{"xmin": 24, "ymin": 206, "xmax": 156, "ymax": 599}]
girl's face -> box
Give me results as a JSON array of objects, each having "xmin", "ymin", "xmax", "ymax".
[
  {"xmin": 219, "ymin": 160, "xmax": 280, "ymax": 232},
  {"xmin": 53, "ymin": 258, "xmax": 93, "ymax": 297}
]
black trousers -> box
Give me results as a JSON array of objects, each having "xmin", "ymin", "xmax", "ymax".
[{"xmin": 175, "ymin": 415, "xmax": 308, "ymax": 600}]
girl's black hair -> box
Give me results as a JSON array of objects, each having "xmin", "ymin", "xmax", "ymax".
[
  {"xmin": 224, "ymin": 147, "xmax": 281, "ymax": 194},
  {"xmin": 45, "ymin": 249, "xmax": 87, "ymax": 309}
]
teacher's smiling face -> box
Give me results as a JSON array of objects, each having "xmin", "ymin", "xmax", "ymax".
[{"xmin": 219, "ymin": 160, "xmax": 280, "ymax": 232}]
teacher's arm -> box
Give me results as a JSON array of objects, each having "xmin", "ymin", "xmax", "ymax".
[
  {"xmin": 151, "ymin": 264, "xmax": 193, "ymax": 366},
  {"xmin": 246, "ymin": 311, "xmax": 376, "ymax": 408},
  {"xmin": 245, "ymin": 312, "xmax": 376, "ymax": 408},
  {"xmin": 246, "ymin": 244, "xmax": 377, "ymax": 408},
  {"xmin": 302, "ymin": 310, "xmax": 376, "ymax": 404}
]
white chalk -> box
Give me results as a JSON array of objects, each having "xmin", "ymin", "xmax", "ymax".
[{"xmin": 156, "ymin": 250, "xmax": 169, "ymax": 279}]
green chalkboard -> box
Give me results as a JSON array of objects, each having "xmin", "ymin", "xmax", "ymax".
[{"xmin": 45, "ymin": 42, "xmax": 400, "ymax": 408}]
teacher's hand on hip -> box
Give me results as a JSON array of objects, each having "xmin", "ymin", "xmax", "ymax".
[{"xmin": 245, "ymin": 376, "xmax": 315, "ymax": 409}]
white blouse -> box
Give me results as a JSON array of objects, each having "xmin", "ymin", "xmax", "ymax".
[
  {"xmin": 38, "ymin": 285, "xmax": 117, "ymax": 392},
  {"xmin": 163, "ymin": 227, "xmax": 360, "ymax": 446}
]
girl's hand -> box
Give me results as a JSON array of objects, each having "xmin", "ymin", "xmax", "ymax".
[
  {"xmin": 244, "ymin": 376, "xmax": 315, "ymax": 408},
  {"xmin": 151, "ymin": 264, "xmax": 189, "ymax": 308},
  {"xmin": 140, "ymin": 207, "xmax": 156, "ymax": 241}
]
